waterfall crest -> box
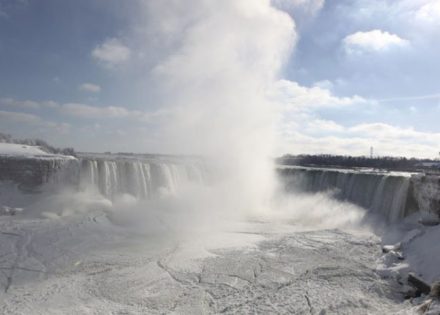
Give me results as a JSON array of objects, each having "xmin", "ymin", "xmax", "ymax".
[{"xmin": 48, "ymin": 155, "xmax": 206, "ymax": 201}]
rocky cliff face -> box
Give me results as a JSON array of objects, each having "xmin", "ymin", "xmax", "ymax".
[
  {"xmin": 411, "ymin": 174, "xmax": 440, "ymax": 217},
  {"xmin": 0, "ymin": 156, "xmax": 75, "ymax": 192}
]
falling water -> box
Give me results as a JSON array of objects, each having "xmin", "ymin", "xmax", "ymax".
[
  {"xmin": 28, "ymin": 154, "xmax": 207, "ymax": 204},
  {"xmin": 279, "ymin": 166, "xmax": 415, "ymax": 223}
]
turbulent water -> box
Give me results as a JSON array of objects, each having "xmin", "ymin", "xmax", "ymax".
[
  {"xmin": 278, "ymin": 166, "xmax": 424, "ymax": 223},
  {"xmin": 14, "ymin": 154, "xmax": 206, "ymax": 202}
]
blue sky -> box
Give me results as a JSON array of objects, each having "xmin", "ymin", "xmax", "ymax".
[{"xmin": 1, "ymin": 0, "xmax": 440, "ymax": 157}]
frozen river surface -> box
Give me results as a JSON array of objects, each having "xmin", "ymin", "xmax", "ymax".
[{"xmin": 0, "ymin": 213, "xmax": 412, "ymax": 314}]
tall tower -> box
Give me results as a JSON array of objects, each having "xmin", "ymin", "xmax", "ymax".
[{"xmin": 370, "ymin": 146, "xmax": 374, "ymax": 158}]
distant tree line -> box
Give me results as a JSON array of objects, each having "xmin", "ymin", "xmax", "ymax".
[
  {"xmin": 276, "ymin": 154, "xmax": 440, "ymax": 172},
  {"xmin": 0, "ymin": 132, "xmax": 76, "ymax": 156}
]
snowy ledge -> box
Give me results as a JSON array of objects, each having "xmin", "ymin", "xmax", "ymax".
[{"xmin": 0, "ymin": 143, "xmax": 76, "ymax": 160}]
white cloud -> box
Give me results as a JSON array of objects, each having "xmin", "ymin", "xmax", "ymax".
[
  {"xmin": 344, "ymin": 29, "xmax": 409, "ymax": 52},
  {"xmin": 0, "ymin": 110, "xmax": 41, "ymax": 123},
  {"xmin": 0, "ymin": 98, "xmax": 59, "ymax": 109},
  {"xmin": 78, "ymin": 83, "xmax": 101, "ymax": 93},
  {"xmin": 43, "ymin": 100, "xmax": 59, "ymax": 108},
  {"xmin": 273, "ymin": 79, "xmax": 368, "ymax": 111},
  {"xmin": 61, "ymin": 103, "xmax": 134, "ymax": 119},
  {"xmin": 0, "ymin": 98, "xmax": 39, "ymax": 109},
  {"xmin": 0, "ymin": 110, "xmax": 70, "ymax": 133},
  {"xmin": 91, "ymin": 38, "xmax": 131, "ymax": 67},
  {"xmin": 269, "ymin": 80, "xmax": 431, "ymax": 156},
  {"xmin": 347, "ymin": 123, "xmax": 436, "ymax": 142},
  {"xmin": 416, "ymin": 0, "xmax": 440, "ymax": 25},
  {"xmin": 60, "ymin": 103, "xmax": 167, "ymax": 123},
  {"xmin": 312, "ymin": 80, "xmax": 333, "ymax": 90},
  {"xmin": 272, "ymin": 0, "xmax": 325, "ymax": 20},
  {"xmin": 0, "ymin": 97, "xmax": 169, "ymax": 125},
  {"xmin": 306, "ymin": 119, "xmax": 345, "ymax": 133},
  {"xmin": 377, "ymin": 93, "xmax": 440, "ymax": 103},
  {"xmin": 279, "ymin": 118, "xmax": 440, "ymax": 158}
]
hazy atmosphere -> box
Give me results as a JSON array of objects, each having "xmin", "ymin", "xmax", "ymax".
[
  {"xmin": 1, "ymin": 1, "xmax": 440, "ymax": 314},
  {"xmin": 1, "ymin": 0, "xmax": 440, "ymax": 157}
]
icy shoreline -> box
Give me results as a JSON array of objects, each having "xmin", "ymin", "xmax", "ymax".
[{"xmin": 0, "ymin": 212, "xmax": 415, "ymax": 314}]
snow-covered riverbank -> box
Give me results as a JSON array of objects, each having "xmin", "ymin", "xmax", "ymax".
[
  {"xmin": 0, "ymin": 146, "xmax": 438, "ymax": 314},
  {"xmin": 377, "ymin": 214, "xmax": 440, "ymax": 314},
  {"xmin": 0, "ymin": 211, "xmax": 415, "ymax": 314}
]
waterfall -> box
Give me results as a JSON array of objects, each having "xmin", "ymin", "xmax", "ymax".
[
  {"xmin": 69, "ymin": 156, "xmax": 206, "ymax": 200},
  {"xmin": 278, "ymin": 166, "xmax": 415, "ymax": 223},
  {"xmin": 4, "ymin": 153, "xmax": 437, "ymax": 223}
]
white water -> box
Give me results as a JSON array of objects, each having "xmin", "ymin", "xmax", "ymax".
[
  {"xmin": 75, "ymin": 158, "xmax": 205, "ymax": 200},
  {"xmin": 46, "ymin": 157, "xmax": 207, "ymax": 200},
  {"xmin": 279, "ymin": 166, "xmax": 416, "ymax": 223}
]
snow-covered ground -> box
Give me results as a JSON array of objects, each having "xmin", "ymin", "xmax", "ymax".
[
  {"xmin": 377, "ymin": 214, "xmax": 440, "ymax": 314},
  {"xmin": 0, "ymin": 143, "xmax": 50, "ymax": 157},
  {"xmin": 0, "ymin": 143, "xmax": 74, "ymax": 159},
  {"xmin": 0, "ymin": 207, "xmax": 418, "ymax": 314},
  {"xmin": 378, "ymin": 216, "xmax": 440, "ymax": 284}
]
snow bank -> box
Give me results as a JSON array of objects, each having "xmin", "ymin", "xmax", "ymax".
[
  {"xmin": 404, "ymin": 224, "xmax": 440, "ymax": 284},
  {"xmin": 0, "ymin": 143, "xmax": 50, "ymax": 156},
  {"xmin": 377, "ymin": 215, "xmax": 440, "ymax": 314},
  {"xmin": 0, "ymin": 142, "xmax": 75, "ymax": 160},
  {"xmin": 379, "ymin": 220, "xmax": 440, "ymax": 284}
]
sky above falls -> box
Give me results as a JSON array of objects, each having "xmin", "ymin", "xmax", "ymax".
[{"xmin": 0, "ymin": 0, "xmax": 440, "ymax": 158}]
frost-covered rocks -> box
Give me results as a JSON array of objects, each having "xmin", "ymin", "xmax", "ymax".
[
  {"xmin": 0, "ymin": 143, "xmax": 76, "ymax": 191},
  {"xmin": 412, "ymin": 174, "xmax": 440, "ymax": 217},
  {"xmin": 378, "ymin": 219, "xmax": 440, "ymax": 313}
]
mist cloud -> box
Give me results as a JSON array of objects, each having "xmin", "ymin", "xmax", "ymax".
[{"xmin": 133, "ymin": 0, "xmax": 297, "ymax": 214}]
